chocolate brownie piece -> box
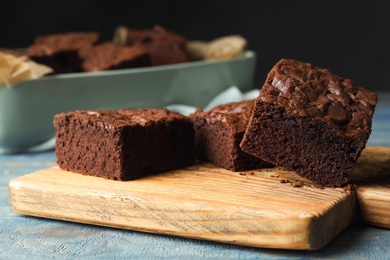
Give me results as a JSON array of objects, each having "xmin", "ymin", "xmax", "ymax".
[
  {"xmin": 79, "ymin": 43, "xmax": 151, "ymax": 72},
  {"xmin": 121, "ymin": 25, "xmax": 189, "ymax": 66},
  {"xmin": 54, "ymin": 108, "xmax": 196, "ymax": 180},
  {"xmin": 240, "ymin": 59, "xmax": 378, "ymax": 187},
  {"xmin": 28, "ymin": 32, "xmax": 99, "ymax": 74},
  {"xmin": 189, "ymin": 100, "xmax": 273, "ymax": 171}
]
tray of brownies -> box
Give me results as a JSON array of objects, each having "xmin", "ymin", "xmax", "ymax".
[{"xmin": 0, "ymin": 25, "xmax": 253, "ymax": 152}]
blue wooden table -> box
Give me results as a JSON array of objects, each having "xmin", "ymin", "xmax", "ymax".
[{"xmin": 1, "ymin": 93, "xmax": 389, "ymax": 259}]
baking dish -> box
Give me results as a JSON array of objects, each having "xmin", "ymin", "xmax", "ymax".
[{"xmin": 0, "ymin": 50, "xmax": 256, "ymax": 152}]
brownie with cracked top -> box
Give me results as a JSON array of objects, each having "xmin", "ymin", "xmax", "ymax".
[
  {"xmin": 240, "ymin": 59, "xmax": 377, "ymax": 187},
  {"xmin": 189, "ymin": 100, "xmax": 273, "ymax": 171},
  {"xmin": 79, "ymin": 43, "xmax": 151, "ymax": 72},
  {"xmin": 54, "ymin": 108, "xmax": 196, "ymax": 180},
  {"xmin": 28, "ymin": 32, "xmax": 100, "ymax": 74}
]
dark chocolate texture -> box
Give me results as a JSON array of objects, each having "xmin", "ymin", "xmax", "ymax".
[
  {"xmin": 240, "ymin": 59, "xmax": 377, "ymax": 187},
  {"xmin": 28, "ymin": 32, "xmax": 100, "ymax": 74},
  {"xmin": 79, "ymin": 43, "xmax": 151, "ymax": 72},
  {"xmin": 122, "ymin": 25, "xmax": 189, "ymax": 66},
  {"xmin": 54, "ymin": 108, "xmax": 196, "ymax": 180},
  {"xmin": 190, "ymin": 100, "xmax": 273, "ymax": 171}
]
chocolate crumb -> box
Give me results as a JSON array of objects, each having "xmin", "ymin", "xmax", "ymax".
[
  {"xmin": 343, "ymin": 183, "xmax": 357, "ymax": 192},
  {"xmin": 280, "ymin": 179, "xmax": 291, "ymax": 184},
  {"xmin": 239, "ymin": 172, "xmax": 246, "ymax": 176},
  {"xmin": 293, "ymin": 182, "xmax": 304, "ymax": 188}
]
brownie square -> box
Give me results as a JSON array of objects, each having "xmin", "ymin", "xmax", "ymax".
[
  {"xmin": 240, "ymin": 59, "xmax": 378, "ymax": 187},
  {"xmin": 54, "ymin": 108, "xmax": 196, "ymax": 180},
  {"xmin": 121, "ymin": 25, "xmax": 189, "ymax": 66},
  {"xmin": 79, "ymin": 43, "xmax": 151, "ymax": 72},
  {"xmin": 28, "ymin": 32, "xmax": 100, "ymax": 74},
  {"xmin": 189, "ymin": 100, "xmax": 273, "ymax": 171}
]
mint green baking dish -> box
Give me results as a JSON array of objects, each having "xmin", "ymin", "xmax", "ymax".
[{"xmin": 0, "ymin": 50, "xmax": 256, "ymax": 152}]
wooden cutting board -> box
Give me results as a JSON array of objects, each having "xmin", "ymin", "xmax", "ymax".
[{"xmin": 8, "ymin": 146, "xmax": 390, "ymax": 250}]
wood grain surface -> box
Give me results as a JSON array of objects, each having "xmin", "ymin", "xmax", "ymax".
[
  {"xmin": 9, "ymin": 166, "xmax": 354, "ymax": 250},
  {"xmin": 352, "ymin": 146, "xmax": 390, "ymax": 228},
  {"xmin": 8, "ymin": 146, "xmax": 390, "ymax": 250}
]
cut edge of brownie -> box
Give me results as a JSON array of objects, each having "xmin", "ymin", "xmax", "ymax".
[
  {"xmin": 54, "ymin": 109, "xmax": 196, "ymax": 181},
  {"xmin": 240, "ymin": 100, "xmax": 365, "ymax": 187},
  {"xmin": 190, "ymin": 100, "xmax": 273, "ymax": 172}
]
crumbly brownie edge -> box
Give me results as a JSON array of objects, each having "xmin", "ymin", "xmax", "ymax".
[
  {"xmin": 54, "ymin": 110, "xmax": 196, "ymax": 180},
  {"xmin": 54, "ymin": 113, "xmax": 130, "ymax": 180},
  {"xmin": 240, "ymin": 101, "xmax": 365, "ymax": 187},
  {"xmin": 191, "ymin": 117, "xmax": 237, "ymax": 170},
  {"xmin": 190, "ymin": 106, "xmax": 273, "ymax": 171}
]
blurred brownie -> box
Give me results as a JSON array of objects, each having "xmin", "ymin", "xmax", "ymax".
[
  {"xmin": 189, "ymin": 100, "xmax": 273, "ymax": 171},
  {"xmin": 79, "ymin": 43, "xmax": 151, "ymax": 72},
  {"xmin": 240, "ymin": 59, "xmax": 378, "ymax": 187},
  {"xmin": 54, "ymin": 108, "xmax": 196, "ymax": 180},
  {"xmin": 28, "ymin": 32, "xmax": 99, "ymax": 74},
  {"xmin": 121, "ymin": 25, "xmax": 189, "ymax": 66}
]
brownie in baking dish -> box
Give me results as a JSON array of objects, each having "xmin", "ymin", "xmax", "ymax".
[
  {"xmin": 121, "ymin": 25, "xmax": 189, "ymax": 66},
  {"xmin": 240, "ymin": 59, "xmax": 378, "ymax": 187},
  {"xmin": 79, "ymin": 43, "xmax": 151, "ymax": 72},
  {"xmin": 54, "ymin": 108, "xmax": 196, "ymax": 180},
  {"xmin": 189, "ymin": 100, "xmax": 273, "ymax": 171},
  {"xmin": 28, "ymin": 32, "xmax": 100, "ymax": 74}
]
